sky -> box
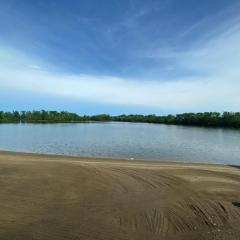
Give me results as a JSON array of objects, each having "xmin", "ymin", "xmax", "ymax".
[{"xmin": 0, "ymin": 0, "xmax": 240, "ymax": 115}]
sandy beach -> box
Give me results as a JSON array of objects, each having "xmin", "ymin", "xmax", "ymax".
[{"xmin": 0, "ymin": 151, "xmax": 239, "ymax": 240}]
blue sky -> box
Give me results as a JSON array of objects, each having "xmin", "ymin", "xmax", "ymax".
[{"xmin": 0, "ymin": 0, "xmax": 240, "ymax": 114}]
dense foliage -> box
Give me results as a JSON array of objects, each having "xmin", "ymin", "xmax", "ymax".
[{"xmin": 0, "ymin": 110, "xmax": 240, "ymax": 128}]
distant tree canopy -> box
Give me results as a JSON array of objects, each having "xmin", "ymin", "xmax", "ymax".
[{"xmin": 0, "ymin": 110, "xmax": 240, "ymax": 128}]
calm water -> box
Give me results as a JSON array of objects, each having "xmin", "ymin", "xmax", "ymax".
[{"xmin": 0, "ymin": 122, "xmax": 240, "ymax": 165}]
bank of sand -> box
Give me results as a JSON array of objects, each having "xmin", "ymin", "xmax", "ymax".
[{"xmin": 0, "ymin": 151, "xmax": 240, "ymax": 240}]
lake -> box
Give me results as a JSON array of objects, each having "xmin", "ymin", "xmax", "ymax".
[{"xmin": 0, "ymin": 122, "xmax": 239, "ymax": 165}]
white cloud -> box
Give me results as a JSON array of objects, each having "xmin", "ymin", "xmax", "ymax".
[
  {"xmin": 1, "ymin": 18, "xmax": 240, "ymax": 112},
  {"xmin": 29, "ymin": 65, "xmax": 41, "ymax": 69}
]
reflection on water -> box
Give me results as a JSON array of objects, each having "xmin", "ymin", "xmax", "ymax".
[{"xmin": 0, "ymin": 122, "xmax": 239, "ymax": 164}]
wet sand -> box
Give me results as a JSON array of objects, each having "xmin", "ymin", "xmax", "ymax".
[{"xmin": 0, "ymin": 151, "xmax": 240, "ymax": 240}]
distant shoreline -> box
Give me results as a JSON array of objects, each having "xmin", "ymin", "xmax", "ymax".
[{"xmin": 1, "ymin": 110, "xmax": 240, "ymax": 128}]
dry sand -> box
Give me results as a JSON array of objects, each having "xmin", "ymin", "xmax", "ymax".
[{"xmin": 0, "ymin": 151, "xmax": 240, "ymax": 240}]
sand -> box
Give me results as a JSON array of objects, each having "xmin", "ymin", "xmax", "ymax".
[{"xmin": 0, "ymin": 151, "xmax": 240, "ymax": 240}]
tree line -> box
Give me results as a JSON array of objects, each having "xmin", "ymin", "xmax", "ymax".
[{"xmin": 0, "ymin": 110, "xmax": 240, "ymax": 128}]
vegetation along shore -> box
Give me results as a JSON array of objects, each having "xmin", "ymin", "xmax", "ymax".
[{"xmin": 1, "ymin": 110, "xmax": 240, "ymax": 128}]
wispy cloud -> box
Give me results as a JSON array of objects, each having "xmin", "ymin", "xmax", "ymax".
[
  {"xmin": 1, "ymin": 19, "xmax": 240, "ymax": 113},
  {"xmin": 1, "ymin": 2, "xmax": 240, "ymax": 113}
]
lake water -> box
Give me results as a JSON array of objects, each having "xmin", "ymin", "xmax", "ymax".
[{"xmin": 0, "ymin": 122, "xmax": 240, "ymax": 165}]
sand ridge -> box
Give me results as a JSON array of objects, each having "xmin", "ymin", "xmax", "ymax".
[{"xmin": 0, "ymin": 151, "xmax": 240, "ymax": 240}]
